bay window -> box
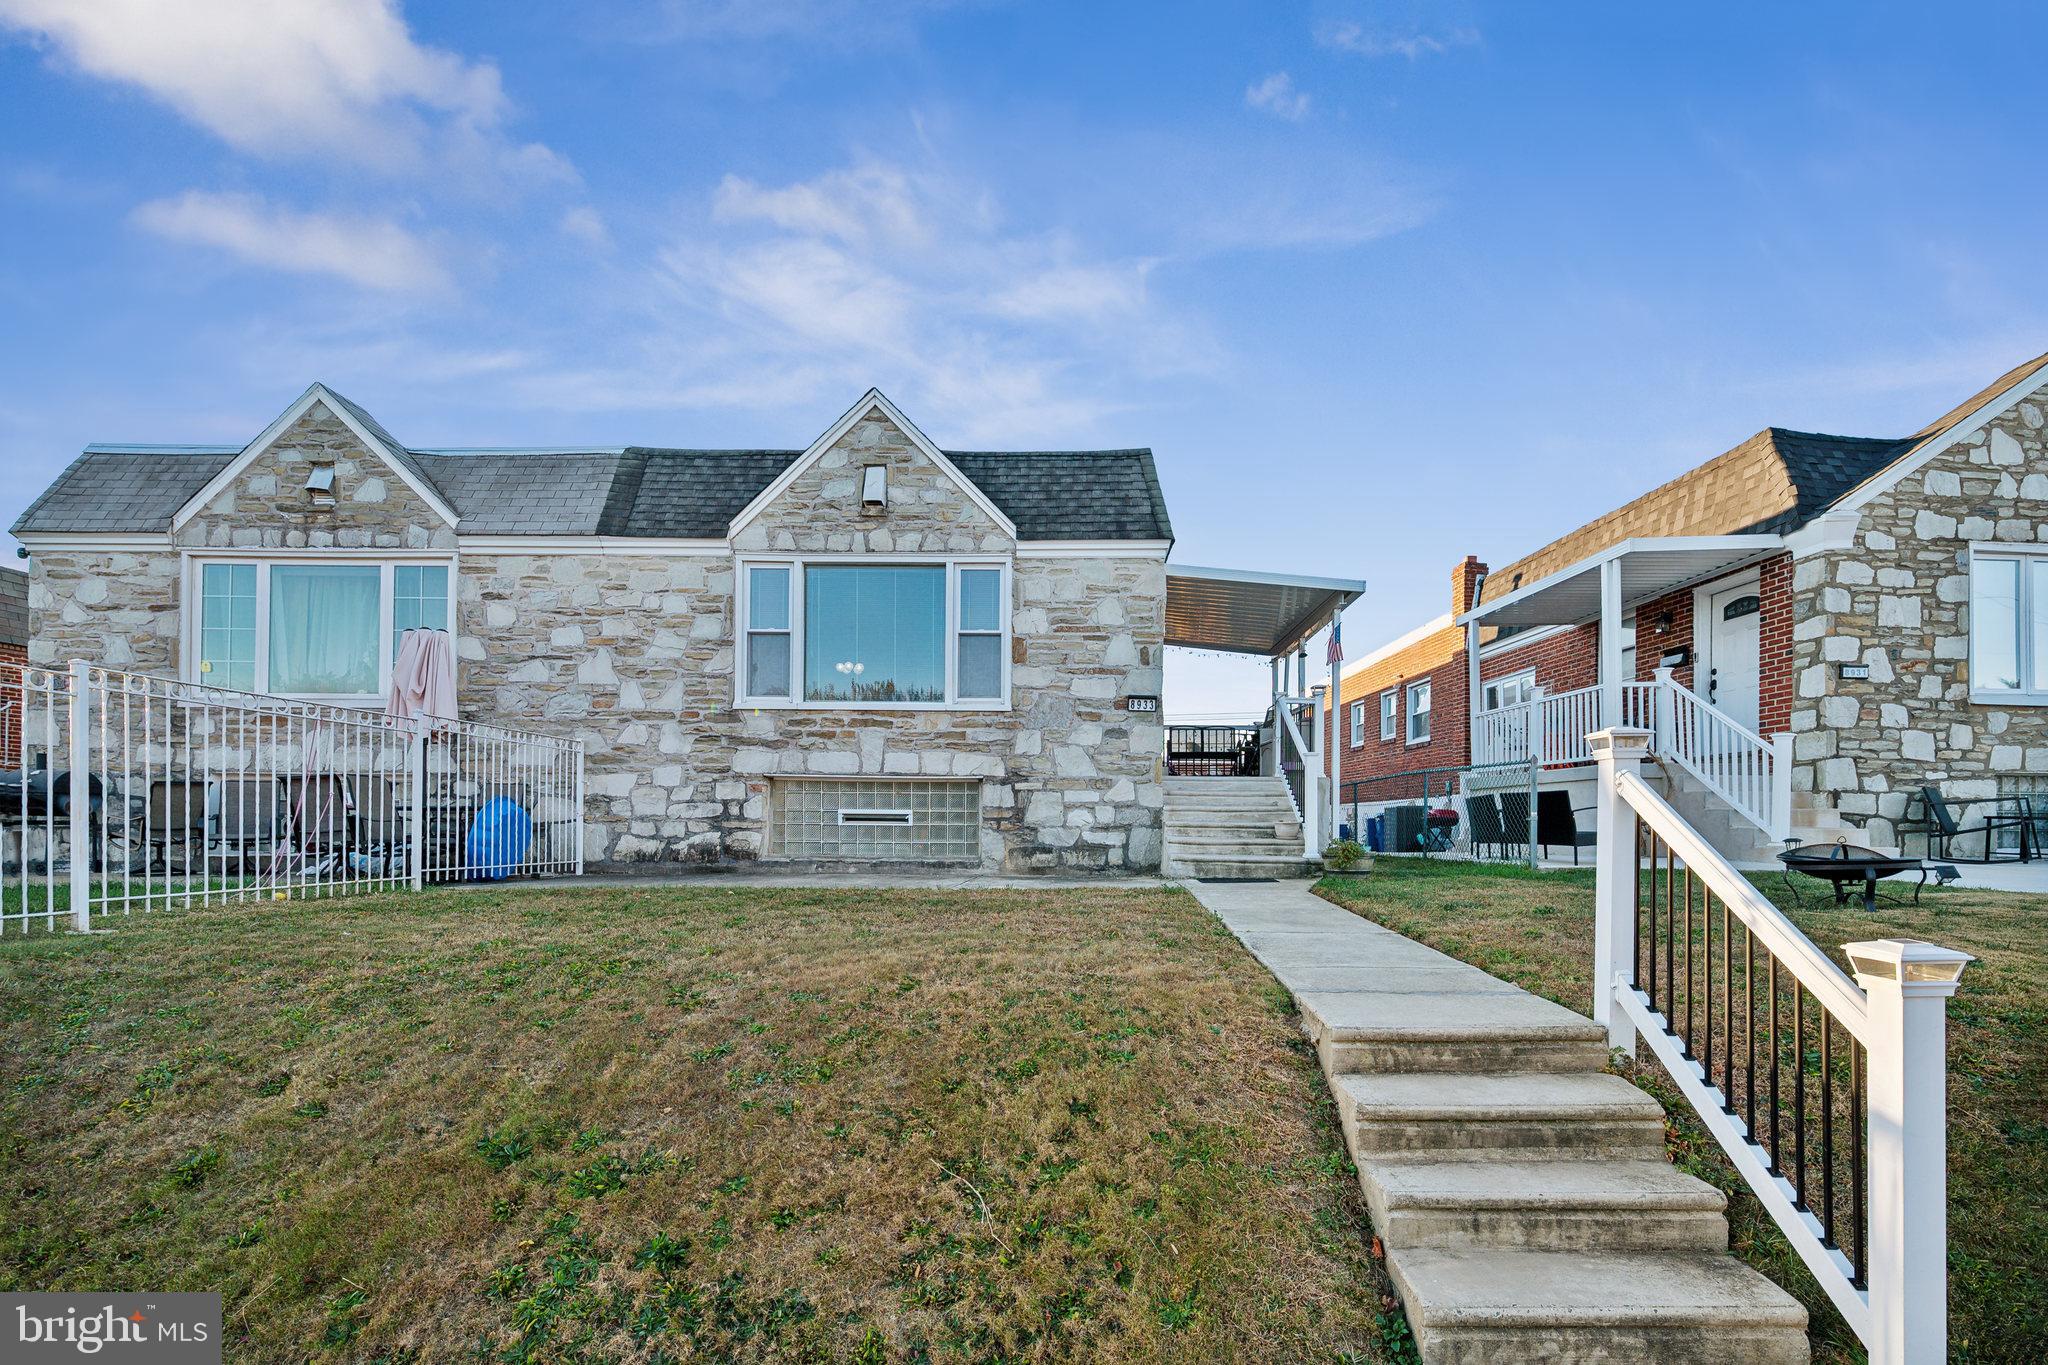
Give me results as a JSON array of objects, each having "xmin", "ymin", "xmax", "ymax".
[
  {"xmin": 1971, "ymin": 547, "xmax": 2048, "ymax": 701},
  {"xmin": 192, "ymin": 558, "xmax": 451, "ymax": 699},
  {"xmin": 739, "ymin": 558, "xmax": 1010, "ymax": 708}
]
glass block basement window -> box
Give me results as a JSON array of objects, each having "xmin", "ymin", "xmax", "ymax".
[{"xmin": 770, "ymin": 779, "xmax": 981, "ymax": 860}]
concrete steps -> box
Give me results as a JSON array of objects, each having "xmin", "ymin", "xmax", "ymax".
[
  {"xmin": 1288, "ymin": 930, "xmax": 1809, "ymax": 1361},
  {"xmin": 1161, "ymin": 776, "xmax": 1313, "ymax": 879}
]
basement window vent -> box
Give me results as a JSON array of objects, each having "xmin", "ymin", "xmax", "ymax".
[{"xmin": 839, "ymin": 807, "xmax": 914, "ymax": 826}]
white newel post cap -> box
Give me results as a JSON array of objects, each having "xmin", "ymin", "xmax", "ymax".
[
  {"xmin": 1845, "ymin": 938, "xmax": 1975, "ymax": 996},
  {"xmin": 1587, "ymin": 726, "xmax": 1653, "ymax": 762}
]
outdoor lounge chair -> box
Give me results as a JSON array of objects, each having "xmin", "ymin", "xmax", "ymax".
[
  {"xmin": 212, "ymin": 777, "xmax": 281, "ymax": 874},
  {"xmin": 1537, "ymin": 789, "xmax": 1598, "ymax": 865},
  {"xmin": 145, "ymin": 780, "xmax": 209, "ymax": 874},
  {"xmin": 1466, "ymin": 794, "xmax": 1505, "ymax": 859},
  {"xmin": 1496, "ymin": 790, "xmax": 1533, "ymax": 859},
  {"xmin": 1896, "ymin": 785, "xmax": 2033, "ymax": 864}
]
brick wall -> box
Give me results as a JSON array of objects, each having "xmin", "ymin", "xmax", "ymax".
[{"xmin": 1628, "ymin": 553, "xmax": 1793, "ymax": 734}]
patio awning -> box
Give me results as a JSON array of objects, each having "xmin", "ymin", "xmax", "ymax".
[
  {"xmin": 1457, "ymin": 535, "xmax": 1784, "ymax": 628},
  {"xmin": 1165, "ymin": 564, "xmax": 1367, "ymax": 658}
]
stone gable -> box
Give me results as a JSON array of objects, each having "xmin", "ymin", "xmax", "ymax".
[
  {"xmin": 732, "ymin": 406, "xmax": 1014, "ymax": 555},
  {"xmin": 174, "ymin": 402, "xmax": 455, "ymax": 552},
  {"xmin": 1789, "ymin": 391, "xmax": 2048, "ymax": 848}
]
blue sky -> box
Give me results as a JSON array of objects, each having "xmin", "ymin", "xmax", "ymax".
[{"xmin": 3, "ymin": 0, "xmax": 2044, "ymax": 717}]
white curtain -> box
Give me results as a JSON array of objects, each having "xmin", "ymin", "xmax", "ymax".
[{"xmin": 270, "ymin": 565, "xmax": 379, "ymax": 694}]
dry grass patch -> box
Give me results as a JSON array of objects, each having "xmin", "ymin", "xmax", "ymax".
[
  {"xmin": 1316, "ymin": 858, "xmax": 2048, "ymax": 1364},
  {"xmin": 1, "ymin": 882, "xmax": 1406, "ymax": 1363}
]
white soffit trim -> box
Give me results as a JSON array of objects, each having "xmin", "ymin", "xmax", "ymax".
[
  {"xmin": 458, "ymin": 535, "xmax": 728, "ymax": 556},
  {"xmin": 1832, "ymin": 361, "xmax": 2048, "ymax": 515},
  {"xmin": 1476, "ymin": 620, "xmax": 1577, "ymax": 659},
  {"xmin": 15, "ymin": 532, "xmax": 171, "ymax": 551},
  {"xmin": 1782, "ymin": 509, "xmax": 1861, "ymax": 559},
  {"xmin": 725, "ymin": 388, "xmax": 1019, "ymax": 541},
  {"xmin": 1455, "ymin": 534, "xmax": 1784, "ymax": 626},
  {"xmin": 1015, "ymin": 539, "xmax": 1171, "ymax": 558},
  {"xmin": 169, "ymin": 382, "xmax": 459, "ymax": 533}
]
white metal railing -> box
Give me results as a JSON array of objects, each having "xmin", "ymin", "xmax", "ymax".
[
  {"xmin": 3, "ymin": 660, "xmax": 584, "ymax": 935},
  {"xmin": 1634, "ymin": 669, "xmax": 1790, "ymax": 840},
  {"xmin": 1591, "ymin": 727, "xmax": 1971, "ymax": 1365},
  {"xmin": 1472, "ymin": 673, "xmax": 1789, "ymax": 840},
  {"xmin": 1273, "ymin": 694, "xmax": 1324, "ymax": 855}
]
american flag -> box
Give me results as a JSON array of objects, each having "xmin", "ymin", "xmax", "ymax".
[{"xmin": 1325, "ymin": 615, "xmax": 1343, "ymax": 666}]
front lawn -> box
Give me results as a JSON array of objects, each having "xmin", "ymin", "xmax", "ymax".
[
  {"xmin": 1316, "ymin": 858, "xmax": 2047, "ymax": 1364},
  {"xmin": 0, "ymin": 883, "xmax": 1406, "ymax": 1363}
]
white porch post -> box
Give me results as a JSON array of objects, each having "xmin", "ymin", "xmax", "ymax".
[
  {"xmin": 1589, "ymin": 725, "xmax": 1650, "ymax": 1057},
  {"xmin": 1598, "ymin": 556, "xmax": 1623, "ymax": 728},
  {"xmin": 67, "ymin": 659, "xmax": 92, "ymax": 932},
  {"xmin": 1465, "ymin": 616, "xmax": 1482, "ymax": 764},
  {"xmin": 1848, "ymin": 938, "xmax": 1973, "ymax": 1365}
]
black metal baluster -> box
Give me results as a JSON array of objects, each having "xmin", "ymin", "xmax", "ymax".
[
  {"xmin": 1663, "ymin": 840, "xmax": 1675, "ymax": 1027},
  {"xmin": 1793, "ymin": 983, "xmax": 1808, "ymax": 1206},
  {"xmin": 1681, "ymin": 865, "xmax": 1694, "ymax": 1056},
  {"xmin": 1767, "ymin": 956, "xmax": 1781, "ymax": 1175},
  {"xmin": 1721, "ymin": 897, "xmax": 1734, "ymax": 1110},
  {"xmin": 1703, "ymin": 886, "xmax": 1715, "ymax": 1080},
  {"xmin": 1852, "ymin": 1040, "xmax": 1867, "ymax": 1290},
  {"xmin": 1821, "ymin": 1013, "xmax": 1836, "ymax": 1247},
  {"xmin": 1744, "ymin": 927, "xmax": 1757, "ymax": 1137}
]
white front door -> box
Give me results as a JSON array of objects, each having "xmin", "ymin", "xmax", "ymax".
[{"xmin": 1702, "ymin": 582, "xmax": 1762, "ymax": 733}]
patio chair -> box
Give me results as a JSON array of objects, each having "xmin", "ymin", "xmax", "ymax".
[
  {"xmin": 212, "ymin": 777, "xmax": 281, "ymax": 875},
  {"xmin": 1496, "ymin": 790, "xmax": 1534, "ymax": 859},
  {"xmin": 281, "ymin": 775, "xmax": 353, "ymax": 875},
  {"xmin": 1466, "ymin": 794, "xmax": 1508, "ymax": 859},
  {"xmin": 145, "ymin": 780, "xmax": 209, "ymax": 874},
  {"xmin": 1897, "ymin": 786, "xmax": 2032, "ymax": 864},
  {"xmin": 1536, "ymin": 789, "xmax": 1598, "ymax": 865},
  {"xmin": 346, "ymin": 776, "xmax": 407, "ymax": 877}
]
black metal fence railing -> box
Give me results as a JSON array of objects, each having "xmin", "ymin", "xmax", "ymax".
[
  {"xmin": 1340, "ymin": 758, "xmax": 1540, "ymax": 864},
  {"xmin": 1165, "ymin": 725, "xmax": 1260, "ymax": 777},
  {"xmin": 1636, "ymin": 822, "xmax": 1868, "ymax": 1289}
]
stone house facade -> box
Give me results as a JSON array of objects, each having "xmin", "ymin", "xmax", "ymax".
[
  {"xmin": 13, "ymin": 384, "xmax": 1175, "ymax": 872},
  {"xmin": 1329, "ymin": 350, "xmax": 2048, "ymax": 858}
]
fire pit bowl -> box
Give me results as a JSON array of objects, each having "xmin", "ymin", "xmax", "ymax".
[{"xmin": 1777, "ymin": 840, "xmax": 1930, "ymax": 912}]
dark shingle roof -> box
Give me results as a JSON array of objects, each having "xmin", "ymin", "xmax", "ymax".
[
  {"xmin": 948, "ymin": 450, "xmax": 1174, "ymax": 540},
  {"xmin": 13, "ymin": 436, "xmax": 1174, "ymax": 543},
  {"xmin": 13, "ymin": 450, "xmax": 236, "ymax": 533},
  {"xmin": 322, "ymin": 386, "xmax": 452, "ymax": 512}
]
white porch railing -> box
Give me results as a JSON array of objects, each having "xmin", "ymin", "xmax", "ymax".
[
  {"xmin": 3, "ymin": 661, "xmax": 584, "ymax": 935},
  {"xmin": 1473, "ymin": 673, "xmax": 1790, "ymax": 840},
  {"xmin": 1591, "ymin": 727, "xmax": 1970, "ymax": 1365},
  {"xmin": 1272, "ymin": 694, "xmax": 1324, "ymax": 856}
]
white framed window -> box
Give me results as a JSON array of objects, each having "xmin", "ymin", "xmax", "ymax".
[
  {"xmin": 189, "ymin": 556, "xmax": 453, "ymax": 701},
  {"xmin": 1970, "ymin": 545, "xmax": 2048, "ymax": 703},
  {"xmin": 1379, "ymin": 689, "xmax": 1397, "ymax": 740},
  {"xmin": 1483, "ymin": 669, "xmax": 1537, "ymax": 711},
  {"xmin": 1406, "ymin": 679, "xmax": 1432, "ymax": 744},
  {"xmin": 1349, "ymin": 699, "xmax": 1365, "ymax": 747},
  {"xmin": 737, "ymin": 556, "xmax": 1011, "ymax": 709}
]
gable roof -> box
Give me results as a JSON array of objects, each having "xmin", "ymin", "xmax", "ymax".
[
  {"xmin": 1476, "ymin": 352, "xmax": 2048, "ymax": 606},
  {"xmin": 12, "ymin": 388, "xmax": 1174, "ymax": 543},
  {"xmin": 724, "ymin": 389, "xmax": 1019, "ymax": 540}
]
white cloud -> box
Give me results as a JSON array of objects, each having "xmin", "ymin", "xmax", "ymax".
[
  {"xmin": 559, "ymin": 206, "xmax": 613, "ymax": 249},
  {"xmin": 132, "ymin": 190, "xmax": 448, "ymax": 293},
  {"xmin": 1245, "ymin": 71, "xmax": 1311, "ymax": 121},
  {"xmin": 0, "ymin": 0, "xmax": 568, "ymax": 185},
  {"xmin": 713, "ymin": 163, "xmax": 930, "ymax": 246},
  {"xmin": 1318, "ymin": 21, "xmax": 1480, "ymax": 60}
]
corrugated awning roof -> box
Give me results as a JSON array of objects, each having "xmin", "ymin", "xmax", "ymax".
[{"xmin": 1165, "ymin": 564, "xmax": 1366, "ymax": 657}]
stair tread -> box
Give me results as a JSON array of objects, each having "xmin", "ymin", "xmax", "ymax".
[
  {"xmin": 1338, "ymin": 1071, "xmax": 1666, "ymax": 1123},
  {"xmin": 1370, "ymin": 1158, "xmax": 1724, "ymax": 1211},
  {"xmin": 1390, "ymin": 1248, "xmax": 1808, "ymax": 1329},
  {"xmin": 1303, "ymin": 990, "xmax": 1606, "ymax": 1044}
]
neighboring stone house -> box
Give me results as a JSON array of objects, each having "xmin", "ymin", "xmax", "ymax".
[
  {"xmin": 1329, "ymin": 350, "xmax": 2048, "ymax": 858},
  {"xmin": 13, "ymin": 384, "xmax": 1191, "ymax": 872},
  {"xmin": 0, "ymin": 563, "xmax": 25, "ymax": 766}
]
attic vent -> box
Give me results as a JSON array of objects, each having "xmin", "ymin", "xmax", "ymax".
[
  {"xmin": 839, "ymin": 807, "xmax": 913, "ymax": 826},
  {"xmin": 304, "ymin": 465, "xmax": 336, "ymax": 495},
  {"xmin": 861, "ymin": 465, "xmax": 887, "ymax": 508}
]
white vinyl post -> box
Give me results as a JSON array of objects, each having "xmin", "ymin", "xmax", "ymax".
[
  {"xmin": 1846, "ymin": 938, "xmax": 1973, "ymax": 1365},
  {"xmin": 67, "ymin": 660, "xmax": 92, "ymax": 932},
  {"xmin": 1598, "ymin": 556, "xmax": 1624, "ymax": 728},
  {"xmin": 1769, "ymin": 732, "xmax": 1793, "ymax": 843},
  {"xmin": 1589, "ymin": 725, "xmax": 1652, "ymax": 1056},
  {"xmin": 1305, "ymin": 690, "xmax": 1324, "ymax": 857},
  {"xmin": 1465, "ymin": 615, "xmax": 1482, "ymax": 763}
]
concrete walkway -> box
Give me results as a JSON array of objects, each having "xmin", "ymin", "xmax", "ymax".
[{"xmin": 1186, "ymin": 877, "xmax": 1810, "ymax": 1364}]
